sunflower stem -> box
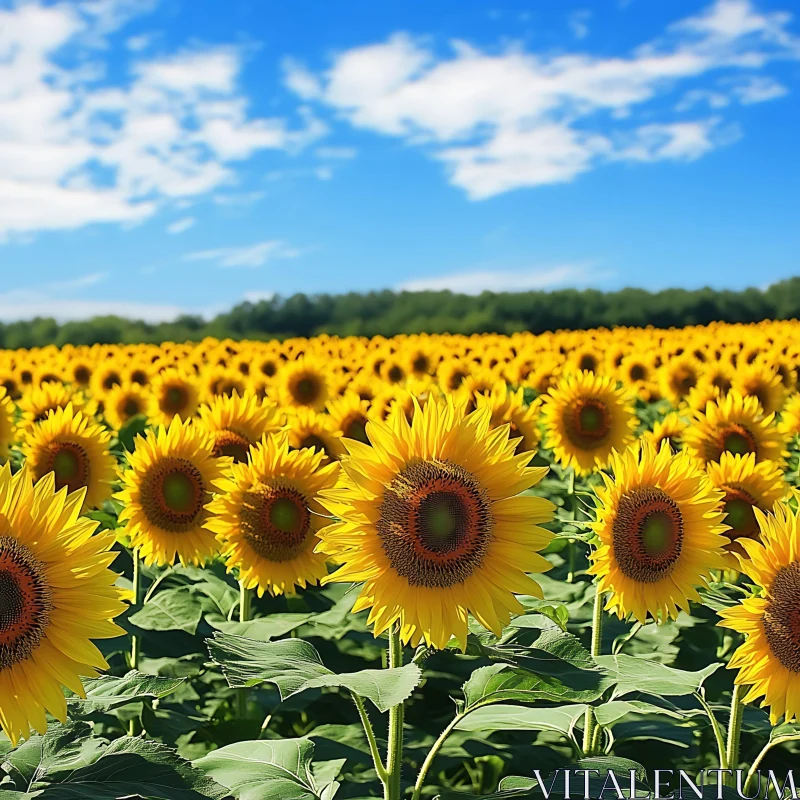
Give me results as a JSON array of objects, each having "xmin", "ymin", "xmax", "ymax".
[
  {"xmin": 236, "ymin": 581, "xmax": 252, "ymax": 719},
  {"xmin": 352, "ymin": 693, "xmax": 389, "ymax": 785},
  {"xmin": 385, "ymin": 624, "xmax": 405, "ymax": 800},
  {"xmin": 128, "ymin": 550, "xmax": 143, "ymax": 737},
  {"xmin": 743, "ymin": 734, "xmax": 800, "ymax": 794},
  {"xmin": 724, "ymin": 683, "xmax": 746, "ymax": 783},
  {"xmin": 411, "ymin": 714, "xmax": 462, "ymax": 800},
  {"xmin": 694, "ymin": 690, "xmax": 728, "ymax": 770},
  {"xmin": 130, "ymin": 550, "xmax": 142, "ymax": 672},
  {"xmin": 582, "ymin": 586, "xmax": 604, "ymax": 756},
  {"xmin": 566, "ymin": 469, "xmax": 577, "ymax": 583}
]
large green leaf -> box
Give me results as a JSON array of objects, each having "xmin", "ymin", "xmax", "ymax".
[
  {"xmin": 65, "ymin": 672, "xmax": 185, "ymax": 714},
  {"xmin": 462, "ymin": 660, "xmax": 606, "ymax": 710},
  {"xmin": 596, "ymin": 654, "xmax": 721, "ymax": 698},
  {"xmin": 454, "ymin": 704, "xmax": 587, "ymax": 736},
  {"xmin": 208, "ymin": 635, "xmax": 421, "ymax": 713},
  {"xmin": 193, "ymin": 738, "xmax": 330, "ymax": 800},
  {"xmin": 2, "ymin": 724, "xmax": 225, "ymax": 800},
  {"xmin": 593, "ymin": 699, "xmax": 685, "ymax": 726},
  {"xmin": 129, "ymin": 588, "xmax": 204, "ymax": 636},
  {"xmin": 211, "ymin": 612, "xmax": 314, "ymax": 641}
]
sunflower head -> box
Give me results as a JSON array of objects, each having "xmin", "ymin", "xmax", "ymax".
[
  {"xmin": 683, "ymin": 390, "xmax": 787, "ymax": 467},
  {"xmin": 316, "ymin": 397, "xmax": 554, "ymax": 650},
  {"xmin": 286, "ymin": 407, "xmax": 345, "ymax": 465},
  {"xmin": 706, "ymin": 452, "xmax": 787, "ymax": 567},
  {"xmin": 21, "ymin": 403, "xmax": 117, "ymax": 512},
  {"xmin": 0, "ymin": 387, "xmax": 15, "ymax": 462},
  {"xmin": 589, "ymin": 440, "xmax": 728, "ymax": 624},
  {"xmin": 719, "ymin": 503, "xmax": 800, "ymax": 723},
  {"xmin": 116, "ymin": 417, "xmax": 227, "ymax": 566},
  {"xmin": 207, "ymin": 432, "xmax": 339, "ymax": 597},
  {"xmin": 541, "ymin": 371, "xmax": 637, "ymax": 475},
  {"xmin": 0, "ymin": 464, "xmax": 125, "ymax": 745},
  {"xmin": 278, "ymin": 357, "xmax": 330, "ymax": 411},
  {"xmin": 198, "ymin": 390, "xmax": 285, "ymax": 463},
  {"xmin": 148, "ymin": 369, "xmax": 200, "ymax": 427},
  {"xmin": 103, "ymin": 382, "xmax": 150, "ymax": 430}
]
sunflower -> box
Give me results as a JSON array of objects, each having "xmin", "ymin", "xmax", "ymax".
[
  {"xmin": 17, "ymin": 383, "xmax": 87, "ymax": 433},
  {"xmin": 316, "ymin": 398, "xmax": 554, "ymax": 650},
  {"xmin": 474, "ymin": 381, "xmax": 541, "ymax": 457},
  {"xmin": 277, "ymin": 357, "xmax": 330, "ymax": 411},
  {"xmin": 327, "ymin": 391, "xmax": 373, "ymax": 445},
  {"xmin": 705, "ymin": 452, "xmax": 786, "ymax": 566},
  {"xmin": 683, "ymin": 391, "xmax": 786, "ymax": 467},
  {"xmin": 21, "ymin": 404, "xmax": 117, "ymax": 512},
  {"xmin": 732, "ymin": 364, "xmax": 786, "ymax": 415},
  {"xmin": 116, "ymin": 417, "xmax": 226, "ymax": 566},
  {"xmin": 207, "ymin": 432, "xmax": 339, "ymax": 596},
  {"xmin": 0, "ymin": 387, "xmax": 14, "ymax": 463},
  {"xmin": 541, "ymin": 371, "xmax": 636, "ymax": 475},
  {"xmin": 197, "ymin": 390, "xmax": 284, "ymax": 463},
  {"xmin": 718, "ymin": 503, "xmax": 800, "ymax": 723},
  {"xmin": 660, "ymin": 356, "xmax": 700, "ymax": 404},
  {"xmin": 0, "ymin": 465, "xmax": 125, "ymax": 745},
  {"xmin": 148, "ymin": 368, "xmax": 200, "ymax": 427},
  {"xmin": 645, "ymin": 412, "xmax": 687, "ymax": 453},
  {"xmin": 285, "ymin": 408, "xmax": 345, "ymax": 465},
  {"xmin": 779, "ymin": 393, "xmax": 800, "ymax": 438},
  {"xmin": 103, "ymin": 382, "xmax": 150, "ymax": 430},
  {"xmin": 589, "ymin": 441, "xmax": 728, "ymax": 623}
]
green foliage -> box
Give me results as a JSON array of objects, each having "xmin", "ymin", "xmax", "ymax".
[{"xmin": 4, "ymin": 278, "xmax": 800, "ymax": 346}]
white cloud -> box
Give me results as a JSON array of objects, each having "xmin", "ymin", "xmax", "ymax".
[
  {"xmin": 569, "ymin": 10, "xmax": 592, "ymax": 40},
  {"xmin": 183, "ymin": 240, "xmax": 301, "ymax": 268},
  {"xmin": 166, "ymin": 216, "xmax": 196, "ymax": 234},
  {"xmin": 733, "ymin": 75, "xmax": 788, "ymax": 102},
  {"xmin": 287, "ymin": 0, "xmax": 799, "ymax": 198},
  {"xmin": 315, "ymin": 146, "xmax": 357, "ymax": 159},
  {"xmin": 0, "ymin": 2, "xmax": 324, "ymax": 239},
  {"xmin": 398, "ymin": 264, "xmax": 608, "ymax": 294}
]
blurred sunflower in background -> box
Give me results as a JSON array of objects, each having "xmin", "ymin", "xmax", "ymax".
[
  {"xmin": 278, "ymin": 356, "xmax": 330, "ymax": 411},
  {"xmin": 148, "ymin": 369, "xmax": 199, "ymax": 427},
  {"xmin": 0, "ymin": 387, "xmax": 14, "ymax": 463},
  {"xmin": 285, "ymin": 408, "xmax": 345, "ymax": 464},
  {"xmin": 103, "ymin": 383, "xmax": 150, "ymax": 430}
]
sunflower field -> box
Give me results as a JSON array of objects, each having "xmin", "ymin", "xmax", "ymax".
[{"xmin": 2, "ymin": 321, "xmax": 800, "ymax": 800}]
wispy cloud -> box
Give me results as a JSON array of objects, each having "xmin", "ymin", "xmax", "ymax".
[
  {"xmin": 398, "ymin": 264, "xmax": 611, "ymax": 294},
  {"xmin": 183, "ymin": 240, "xmax": 302, "ymax": 268},
  {"xmin": 286, "ymin": 0, "xmax": 800, "ymax": 199},
  {"xmin": 166, "ymin": 217, "xmax": 196, "ymax": 234},
  {"xmin": 0, "ymin": 1, "xmax": 325, "ymax": 239}
]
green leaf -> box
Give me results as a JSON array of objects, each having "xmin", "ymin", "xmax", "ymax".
[
  {"xmin": 208, "ymin": 635, "xmax": 421, "ymax": 713},
  {"xmin": 596, "ymin": 654, "xmax": 721, "ymax": 697},
  {"xmin": 454, "ymin": 703, "xmax": 587, "ymax": 736},
  {"xmin": 2, "ymin": 725, "xmax": 225, "ymax": 800},
  {"xmin": 211, "ymin": 612, "xmax": 314, "ymax": 641},
  {"xmin": 593, "ymin": 699, "xmax": 685, "ymax": 726},
  {"xmin": 129, "ymin": 588, "xmax": 204, "ymax": 635},
  {"xmin": 193, "ymin": 738, "xmax": 324, "ymax": 800},
  {"xmin": 65, "ymin": 671, "xmax": 185, "ymax": 714},
  {"xmin": 462, "ymin": 660, "xmax": 607, "ymax": 710}
]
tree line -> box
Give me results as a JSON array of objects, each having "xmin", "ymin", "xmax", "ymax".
[{"xmin": 2, "ymin": 278, "xmax": 799, "ymax": 349}]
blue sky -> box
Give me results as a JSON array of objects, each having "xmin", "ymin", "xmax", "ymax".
[{"xmin": 0, "ymin": 0, "xmax": 799, "ymax": 322}]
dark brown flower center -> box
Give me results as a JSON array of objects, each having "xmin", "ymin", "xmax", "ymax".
[
  {"xmin": 720, "ymin": 486, "xmax": 760, "ymax": 556},
  {"xmin": 213, "ymin": 430, "xmax": 252, "ymax": 463},
  {"xmin": 376, "ymin": 460, "xmax": 493, "ymax": 588},
  {"xmin": 140, "ymin": 458, "xmax": 207, "ymax": 531},
  {"xmin": 39, "ymin": 441, "xmax": 90, "ymax": 495},
  {"xmin": 293, "ymin": 376, "xmax": 320, "ymax": 404},
  {"xmin": 764, "ymin": 562, "xmax": 800, "ymax": 673},
  {"xmin": 612, "ymin": 488, "xmax": 684, "ymax": 583},
  {"xmin": 163, "ymin": 386, "xmax": 189, "ymax": 414},
  {"xmin": 240, "ymin": 484, "xmax": 312, "ymax": 562},
  {"xmin": 0, "ymin": 537, "xmax": 53, "ymax": 670},
  {"xmin": 564, "ymin": 399, "xmax": 611, "ymax": 449}
]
